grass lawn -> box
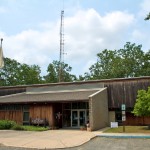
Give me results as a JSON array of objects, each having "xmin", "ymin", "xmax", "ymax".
[
  {"xmin": 22, "ymin": 125, "xmax": 49, "ymax": 131},
  {"xmin": 104, "ymin": 126, "xmax": 150, "ymax": 133}
]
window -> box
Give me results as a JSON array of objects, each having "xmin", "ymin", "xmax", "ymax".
[
  {"xmin": 23, "ymin": 105, "xmax": 29, "ymax": 111},
  {"xmin": 0, "ymin": 105, "xmax": 6, "ymax": 111},
  {"xmin": 63, "ymin": 103, "xmax": 71, "ymax": 109},
  {"xmin": 72, "ymin": 102, "xmax": 88, "ymax": 109}
]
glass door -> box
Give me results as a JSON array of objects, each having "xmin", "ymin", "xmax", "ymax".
[{"xmin": 71, "ymin": 110, "xmax": 86, "ymax": 127}]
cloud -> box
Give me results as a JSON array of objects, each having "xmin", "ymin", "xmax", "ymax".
[
  {"xmin": 64, "ymin": 9, "xmax": 135, "ymax": 74},
  {"xmin": 0, "ymin": 8, "xmax": 135, "ymax": 76},
  {"xmin": 139, "ymin": 0, "xmax": 150, "ymax": 17}
]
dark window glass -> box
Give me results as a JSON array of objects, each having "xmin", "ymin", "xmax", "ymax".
[
  {"xmin": 86, "ymin": 102, "xmax": 89, "ymax": 109},
  {"xmin": 63, "ymin": 110, "xmax": 71, "ymax": 127},
  {"xmin": 115, "ymin": 111, "xmax": 122, "ymax": 122},
  {"xmin": 63, "ymin": 103, "xmax": 71, "ymax": 109},
  {"xmin": 23, "ymin": 112, "xmax": 29, "ymax": 122},
  {"xmin": 7, "ymin": 105, "xmax": 14, "ymax": 111},
  {"xmin": 23, "ymin": 105, "xmax": 29, "ymax": 111},
  {"xmin": 0, "ymin": 105, "xmax": 6, "ymax": 110},
  {"xmin": 72, "ymin": 103, "xmax": 78, "ymax": 109},
  {"xmin": 78, "ymin": 102, "xmax": 86, "ymax": 109},
  {"xmin": 15, "ymin": 105, "xmax": 21, "ymax": 110}
]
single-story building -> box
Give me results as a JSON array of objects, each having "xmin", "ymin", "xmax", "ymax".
[{"xmin": 0, "ymin": 77, "xmax": 150, "ymax": 131}]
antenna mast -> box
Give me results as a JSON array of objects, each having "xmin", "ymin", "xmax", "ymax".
[{"xmin": 59, "ymin": 9, "xmax": 65, "ymax": 82}]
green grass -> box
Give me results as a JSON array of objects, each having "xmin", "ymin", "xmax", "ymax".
[
  {"xmin": 104, "ymin": 126, "xmax": 150, "ymax": 133},
  {"xmin": 22, "ymin": 125, "xmax": 49, "ymax": 131},
  {"xmin": 12, "ymin": 125, "xmax": 49, "ymax": 131}
]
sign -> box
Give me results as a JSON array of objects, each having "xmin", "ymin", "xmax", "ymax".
[
  {"xmin": 121, "ymin": 104, "xmax": 126, "ymax": 111},
  {"xmin": 110, "ymin": 122, "xmax": 118, "ymax": 128},
  {"xmin": 122, "ymin": 116, "xmax": 126, "ymax": 121},
  {"xmin": 122, "ymin": 111, "xmax": 126, "ymax": 115}
]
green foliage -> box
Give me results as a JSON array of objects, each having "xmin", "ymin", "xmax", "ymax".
[
  {"xmin": 132, "ymin": 87, "xmax": 150, "ymax": 117},
  {"xmin": 11, "ymin": 124, "xmax": 25, "ymax": 130},
  {"xmin": 44, "ymin": 60, "xmax": 77, "ymax": 83},
  {"xmin": 0, "ymin": 58, "xmax": 42, "ymax": 86},
  {"xmin": 0, "ymin": 120, "xmax": 16, "ymax": 129},
  {"xmin": 0, "ymin": 42, "xmax": 149, "ymax": 84},
  {"xmin": 0, "ymin": 120, "xmax": 49, "ymax": 131},
  {"xmin": 85, "ymin": 42, "xmax": 150, "ymax": 80},
  {"xmin": 11, "ymin": 125, "xmax": 49, "ymax": 131},
  {"xmin": 145, "ymin": 12, "xmax": 150, "ymax": 20},
  {"xmin": 22, "ymin": 125, "xmax": 49, "ymax": 131}
]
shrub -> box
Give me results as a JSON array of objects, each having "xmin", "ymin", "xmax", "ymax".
[
  {"xmin": 23, "ymin": 125, "xmax": 49, "ymax": 131},
  {"xmin": 0, "ymin": 120, "xmax": 16, "ymax": 129},
  {"xmin": 11, "ymin": 124, "xmax": 25, "ymax": 131}
]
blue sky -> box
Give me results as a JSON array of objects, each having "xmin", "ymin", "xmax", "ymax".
[{"xmin": 0, "ymin": 0, "xmax": 150, "ymax": 76}]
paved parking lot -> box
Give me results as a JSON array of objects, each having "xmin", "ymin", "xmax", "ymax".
[{"xmin": 65, "ymin": 137, "xmax": 150, "ymax": 150}]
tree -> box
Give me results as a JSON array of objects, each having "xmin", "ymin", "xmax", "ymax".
[
  {"xmin": 88, "ymin": 49, "xmax": 123, "ymax": 79},
  {"xmin": 43, "ymin": 60, "xmax": 77, "ymax": 83},
  {"xmin": 18, "ymin": 64, "xmax": 42, "ymax": 85},
  {"xmin": 0, "ymin": 58, "xmax": 42, "ymax": 86},
  {"xmin": 145, "ymin": 12, "xmax": 150, "ymax": 20},
  {"xmin": 118, "ymin": 42, "xmax": 145, "ymax": 77},
  {"xmin": 132, "ymin": 87, "xmax": 150, "ymax": 125},
  {"xmin": 85, "ymin": 42, "xmax": 150, "ymax": 80}
]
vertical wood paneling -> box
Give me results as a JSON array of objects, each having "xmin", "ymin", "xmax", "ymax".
[
  {"xmin": 105, "ymin": 79, "xmax": 150, "ymax": 108},
  {"xmin": 125, "ymin": 112, "xmax": 150, "ymax": 125},
  {"xmin": 0, "ymin": 111, "xmax": 22, "ymax": 124},
  {"xmin": 29, "ymin": 104, "xmax": 54, "ymax": 126}
]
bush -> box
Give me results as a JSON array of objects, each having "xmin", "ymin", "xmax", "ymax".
[
  {"xmin": 11, "ymin": 124, "xmax": 25, "ymax": 131},
  {"xmin": 0, "ymin": 120, "xmax": 49, "ymax": 131},
  {"xmin": 0, "ymin": 120, "xmax": 16, "ymax": 129},
  {"xmin": 23, "ymin": 125, "xmax": 49, "ymax": 131}
]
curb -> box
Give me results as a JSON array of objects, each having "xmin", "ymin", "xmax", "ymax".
[{"xmin": 97, "ymin": 135, "xmax": 150, "ymax": 139}]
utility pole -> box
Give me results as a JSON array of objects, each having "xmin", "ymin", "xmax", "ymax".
[{"xmin": 59, "ymin": 10, "xmax": 65, "ymax": 82}]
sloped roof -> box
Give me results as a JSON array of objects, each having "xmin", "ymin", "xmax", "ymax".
[
  {"xmin": 26, "ymin": 82, "xmax": 104, "ymax": 94},
  {"xmin": 0, "ymin": 89, "xmax": 99, "ymax": 104}
]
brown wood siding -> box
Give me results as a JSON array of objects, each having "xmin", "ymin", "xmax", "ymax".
[
  {"xmin": 125, "ymin": 112, "xmax": 150, "ymax": 125},
  {"xmin": 105, "ymin": 79, "xmax": 150, "ymax": 108},
  {"xmin": 29, "ymin": 104, "xmax": 54, "ymax": 126},
  {"xmin": 0, "ymin": 111, "xmax": 22, "ymax": 124},
  {"xmin": 1, "ymin": 77, "xmax": 150, "ymax": 109}
]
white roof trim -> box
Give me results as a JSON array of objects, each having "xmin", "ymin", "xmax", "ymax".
[{"xmin": 88, "ymin": 88, "xmax": 107, "ymax": 98}]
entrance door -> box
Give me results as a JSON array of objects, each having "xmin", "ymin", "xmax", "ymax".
[{"xmin": 71, "ymin": 110, "xmax": 86, "ymax": 127}]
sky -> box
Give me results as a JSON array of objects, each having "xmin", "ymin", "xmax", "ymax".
[{"xmin": 0, "ymin": 0, "xmax": 150, "ymax": 77}]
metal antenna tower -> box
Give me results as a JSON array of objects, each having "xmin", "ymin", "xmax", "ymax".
[{"xmin": 59, "ymin": 10, "xmax": 65, "ymax": 82}]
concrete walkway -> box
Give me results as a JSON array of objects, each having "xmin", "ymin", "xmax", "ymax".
[
  {"xmin": 0, "ymin": 129, "xmax": 150, "ymax": 149},
  {"xmin": 0, "ymin": 129, "xmax": 95, "ymax": 149}
]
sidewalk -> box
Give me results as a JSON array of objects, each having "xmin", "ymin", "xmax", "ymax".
[
  {"xmin": 0, "ymin": 129, "xmax": 95, "ymax": 149},
  {"xmin": 0, "ymin": 128, "xmax": 150, "ymax": 149}
]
